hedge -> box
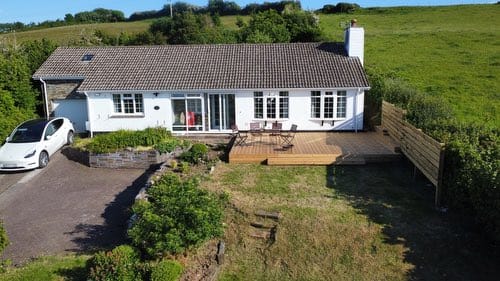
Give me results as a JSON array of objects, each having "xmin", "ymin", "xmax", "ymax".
[{"xmin": 367, "ymin": 72, "xmax": 500, "ymax": 242}]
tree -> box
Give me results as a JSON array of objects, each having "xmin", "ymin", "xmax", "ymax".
[
  {"xmin": 319, "ymin": 3, "xmax": 361, "ymax": 14},
  {"xmin": 283, "ymin": 9, "xmax": 322, "ymax": 42},
  {"xmin": 0, "ymin": 51, "xmax": 38, "ymax": 111},
  {"xmin": 150, "ymin": 12, "xmax": 236, "ymax": 44},
  {"xmin": 64, "ymin": 13, "xmax": 74, "ymax": 23},
  {"xmin": 240, "ymin": 10, "xmax": 291, "ymax": 43},
  {"xmin": 20, "ymin": 39, "xmax": 58, "ymax": 74}
]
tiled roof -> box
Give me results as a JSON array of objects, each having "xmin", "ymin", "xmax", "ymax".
[{"xmin": 33, "ymin": 43, "xmax": 369, "ymax": 91}]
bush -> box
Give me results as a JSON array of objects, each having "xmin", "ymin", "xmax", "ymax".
[
  {"xmin": 150, "ymin": 260, "xmax": 183, "ymax": 281},
  {"xmin": 87, "ymin": 245, "xmax": 141, "ymax": 281},
  {"xmin": 179, "ymin": 143, "xmax": 209, "ymax": 164},
  {"xmin": 154, "ymin": 139, "xmax": 182, "ymax": 154},
  {"xmin": 129, "ymin": 173, "xmax": 225, "ymax": 257},
  {"xmin": 0, "ymin": 220, "xmax": 8, "ymax": 255},
  {"xmin": 85, "ymin": 127, "xmax": 175, "ymax": 153}
]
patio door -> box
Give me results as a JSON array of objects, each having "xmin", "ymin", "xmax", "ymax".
[
  {"xmin": 209, "ymin": 94, "xmax": 235, "ymax": 131},
  {"xmin": 172, "ymin": 95, "xmax": 203, "ymax": 132}
]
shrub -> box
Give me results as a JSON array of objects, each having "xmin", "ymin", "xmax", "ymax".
[
  {"xmin": 154, "ymin": 139, "xmax": 182, "ymax": 154},
  {"xmin": 0, "ymin": 220, "xmax": 8, "ymax": 255},
  {"xmin": 179, "ymin": 161, "xmax": 190, "ymax": 174},
  {"xmin": 179, "ymin": 143, "xmax": 209, "ymax": 164},
  {"xmin": 150, "ymin": 260, "xmax": 183, "ymax": 281},
  {"xmin": 129, "ymin": 173, "xmax": 225, "ymax": 257},
  {"xmin": 86, "ymin": 245, "xmax": 141, "ymax": 281},
  {"xmin": 85, "ymin": 127, "xmax": 175, "ymax": 153}
]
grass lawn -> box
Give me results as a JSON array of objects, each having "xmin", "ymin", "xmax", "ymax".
[
  {"xmin": 0, "ymin": 255, "xmax": 88, "ymax": 281},
  {"xmin": 204, "ymin": 162, "xmax": 499, "ymax": 281}
]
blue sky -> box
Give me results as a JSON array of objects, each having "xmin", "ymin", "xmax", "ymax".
[{"xmin": 0, "ymin": 0, "xmax": 493, "ymax": 23}]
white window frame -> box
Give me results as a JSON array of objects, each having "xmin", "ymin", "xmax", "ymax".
[
  {"xmin": 112, "ymin": 93, "xmax": 144, "ymax": 115},
  {"xmin": 171, "ymin": 93, "xmax": 204, "ymax": 132},
  {"xmin": 310, "ymin": 90, "xmax": 347, "ymax": 120},
  {"xmin": 253, "ymin": 91, "xmax": 289, "ymax": 120}
]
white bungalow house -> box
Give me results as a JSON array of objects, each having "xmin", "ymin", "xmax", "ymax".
[{"xmin": 33, "ymin": 25, "xmax": 368, "ymax": 136}]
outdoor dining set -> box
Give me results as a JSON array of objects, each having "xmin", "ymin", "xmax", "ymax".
[{"xmin": 231, "ymin": 122, "xmax": 298, "ymax": 150}]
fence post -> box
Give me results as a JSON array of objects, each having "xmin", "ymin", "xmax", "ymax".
[{"xmin": 435, "ymin": 143, "xmax": 446, "ymax": 208}]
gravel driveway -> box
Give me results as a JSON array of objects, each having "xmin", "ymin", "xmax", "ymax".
[{"xmin": 0, "ymin": 149, "xmax": 148, "ymax": 265}]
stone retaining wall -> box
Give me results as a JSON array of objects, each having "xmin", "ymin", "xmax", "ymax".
[{"xmin": 89, "ymin": 148, "xmax": 183, "ymax": 169}]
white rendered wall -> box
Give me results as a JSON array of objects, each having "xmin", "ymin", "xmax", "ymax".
[
  {"xmin": 234, "ymin": 89, "xmax": 364, "ymax": 131},
  {"xmin": 344, "ymin": 27, "xmax": 365, "ymax": 66},
  {"xmin": 87, "ymin": 92, "xmax": 171, "ymax": 132},
  {"xmin": 87, "ymin": 89, "xmax": 364, "ymax": 133}
]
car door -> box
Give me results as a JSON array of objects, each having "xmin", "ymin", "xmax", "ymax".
[{"xmin": 43, "ymin": 120, "xmax": 63, "ymax": 155}]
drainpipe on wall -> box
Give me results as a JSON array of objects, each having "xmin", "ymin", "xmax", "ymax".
[
  {"xmin": 83, "ymin": 92, "xmax": 93, "ymax": 138},
  {"xmin": 354, "ymin": 88, "xmax": 359, "ymax": 133},
  {"xmin": 39, "ymin": 78, "xmax": 49, "ymax": 120}
]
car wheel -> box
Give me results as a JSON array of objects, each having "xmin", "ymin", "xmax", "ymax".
[
  {"xmin": 39, "ymin": 151, "xmax": 49, "ymax": 168},
  {"xmin": 66, "ymin": 131, "xmax": 74, "ymax": 145}
]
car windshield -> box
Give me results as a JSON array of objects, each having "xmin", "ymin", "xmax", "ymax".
[{"xmin": 8, "ymin": 120, "xmax": 47, "ymax": 143}]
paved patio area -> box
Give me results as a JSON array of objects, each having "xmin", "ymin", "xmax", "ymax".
[{"xmin": 229, "ymin": 129, "xmax": 400, "ymax": 165}]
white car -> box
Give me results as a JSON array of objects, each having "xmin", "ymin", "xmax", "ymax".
[{"xmin": 0, "ymin": 117, "xmax": 75, "ymax": 171}]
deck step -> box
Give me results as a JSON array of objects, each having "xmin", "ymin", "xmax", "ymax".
[{"xmin": 267, "ymin": 154, "xmax": 366, "ymax": 165}]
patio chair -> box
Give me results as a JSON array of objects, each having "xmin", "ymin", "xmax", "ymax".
[
  {"xmin": 270, "ymin": 122, "xmax": 282, "ymax": 135},
  {"xmin": 231, "ymin": 125, "xmax": 248, "ymax": 146},
  {"xmin": 249, "ymin": 122, "xmax": 263, "ymax": 143},
  {"xmin": 279, "ymin": 124, "xmax": 298, "ymax": 149}
]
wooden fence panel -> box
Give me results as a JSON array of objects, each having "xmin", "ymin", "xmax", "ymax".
[{"xmin": 382, "ymin": 101, "xmax": 445, "ymax": 206}]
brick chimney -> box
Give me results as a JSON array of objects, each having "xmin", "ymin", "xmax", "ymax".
[{"xmin": 344, "ymin": 19, "xmax": 365, "ymax": 66}]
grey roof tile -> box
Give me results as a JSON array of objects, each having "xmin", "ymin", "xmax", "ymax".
[{"xmin": 33, "ymin": 43, "xmax": 369, "ymax": 91}]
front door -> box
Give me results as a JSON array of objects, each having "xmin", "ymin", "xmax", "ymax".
[{"xmin": 209, "ymin": 94, "xmax": 235, "ymax": 131}]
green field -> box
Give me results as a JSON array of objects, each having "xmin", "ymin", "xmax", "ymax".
[
  {"xmin": 319, "ymin": 4, "xmax": 500, "ymax": 125},
  {"xmin": 0, "ymin": 20, "xmax": 153, "ymax": 45},
  {"xmin": 1, "ymin": 4, "xmax": 498, "ymax": 125}
]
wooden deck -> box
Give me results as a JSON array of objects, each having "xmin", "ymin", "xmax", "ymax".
[{"xmin": 229, "ymin": 130, "xmax": 401, "ymax": 165}]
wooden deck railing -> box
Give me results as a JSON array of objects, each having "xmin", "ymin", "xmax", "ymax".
[{"xmin": 382, "ymin": 101, "xmax": 445, "ymax": 207}]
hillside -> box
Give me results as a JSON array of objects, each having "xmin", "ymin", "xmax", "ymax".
[
  {"xmin": 320, "ymin": 4, "xmax": 499, "ymax": 125},
  {"xmin": 1, "ymin": 5, "xmax": 498, "ymax": 125}
]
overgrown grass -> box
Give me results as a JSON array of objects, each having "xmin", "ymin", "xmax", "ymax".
[
  {"xmin": 0, "ymin": 255, "xmax": 89, "ymax": 281},
  {"xmin": 205, "ymin": 162, "xmax": 500, "ymax": 280}
]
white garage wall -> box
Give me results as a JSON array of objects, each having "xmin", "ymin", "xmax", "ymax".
[{"xmin": 52, "ymin": 99, "xmax": 88, "ymax": 133}]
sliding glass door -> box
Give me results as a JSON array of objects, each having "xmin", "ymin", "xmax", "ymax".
[
  {"xmin": 209, "ymin": 94, "xmax": 235, "ymax": 131},
  {"xmin": 171, "ymin": 94, "xmax": 203, "ymax": 132}
]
